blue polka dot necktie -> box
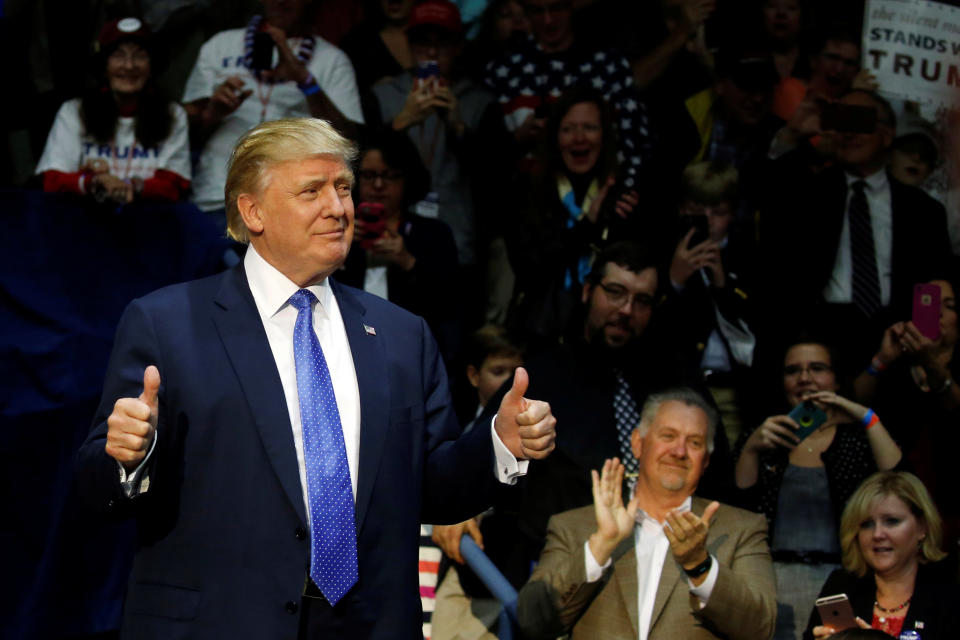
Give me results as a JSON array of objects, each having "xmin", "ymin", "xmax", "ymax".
[{"xmin": 288, "ymin": 289, "xmax": 358, "ymax": 605}]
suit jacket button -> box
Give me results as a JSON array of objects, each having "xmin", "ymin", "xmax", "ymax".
[
  {"xmin": 285, "ymin": 600, "xmax": 299, "ymax": 614},
  {"xmin": 295, "ymin": 526, "xmax": 307, "ymax": 540}
]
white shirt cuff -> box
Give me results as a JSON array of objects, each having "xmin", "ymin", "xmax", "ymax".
[
  {"xmin": 490, "ymin": 415, "xmax": 529, "ymax": 484},
  {"xmin": 686, "ymin": 554, "xmax": 719, "ymax": 607},
  {"xmin": 117, "ymin": 433, "xmax": 157, "ymax": 498},
  {"xmin": 584, "ymin": 539, "xmax": 612, "ymax": 582}
]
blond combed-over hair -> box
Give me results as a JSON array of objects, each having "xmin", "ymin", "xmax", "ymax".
[{"xmin": 224, "ymin": 118, "xmax": 358, "ymax": 243}]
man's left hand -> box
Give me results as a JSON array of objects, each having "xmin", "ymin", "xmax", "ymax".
[
  {"xmin": 494, "ymin": 367, "xmax": 556, "ymax": 460},
  {"xmin": 664, "ymin": 501, "xmax": 719, "ymax": 574}
]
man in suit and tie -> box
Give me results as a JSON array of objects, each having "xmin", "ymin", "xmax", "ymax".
[
  {"xmin": 760, "ymin": 89, "xmax": 951, "ymax": 367},
  {"xmin": 76, "ymin": 118, "xmax": 556, "ymax": 639},
  {"xmin": 517, "ymin": 387, "xmax": 775, "ymax": 640}
]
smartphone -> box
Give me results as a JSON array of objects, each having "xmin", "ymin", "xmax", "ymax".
[
  {"xmin": 820, "ymin": 103, "xmax": 878, "ymax": 134},
  {"xmin": 415, "ymin": 60, "xmax": 440, "ymax": 91},
  {"xmin": 251, "ymin": 31, "xmax": 275, "ymax": 71},
  {"xmin": 913, "ymin": 283, "xmax": 942, "ymax": 340},
  {"xmin": 815, "ymin": 594, "xmax": 857, "ymax": 631},
  {"xmin": 788, "ymin": 400, "xmax": 828, "ymax": 442},
  {"xmin": 679, "ymin": 214, "xmax": 710, "ymax": 247},
  {"xmin": 356, "ymin": 202, "xmax": 386, "ymax": 250}
]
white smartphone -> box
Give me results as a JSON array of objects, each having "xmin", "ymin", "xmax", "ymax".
[{"xmin": 815, "ymin": 593, "xmax": 857, "ymax": 631}]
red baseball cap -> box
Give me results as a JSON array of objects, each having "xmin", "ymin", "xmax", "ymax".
[
  {"xmin": 407, "ymin": 0, "xmax": 463, "ymax": 36},
  {"xmin": 98, "ymin": 17, "xmax": 151, "ymax": 53}
]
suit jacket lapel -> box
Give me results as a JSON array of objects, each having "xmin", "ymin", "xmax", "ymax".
[
  {"xmin": 649, "ymin": 498, "xmax": 711, "ymax": 632},
  {"xmin": 330, "ymin": 279, "xmax": 389, "ymax": 532},
  {"xmin": 212, "ymin": 266, "xmax": 307, "ymax": 525}
]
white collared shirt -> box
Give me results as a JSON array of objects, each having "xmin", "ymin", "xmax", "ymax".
[
  {"xmin": 244, "ymin": 245, "xmax": 363, "ymax": 516},
  {"xmin": 584, "ymin": 496, "xmax": 719, "ymax": 640},
  {"xmin": 823, "ymin": 169, "xmax": 893, "ymax": 307}
]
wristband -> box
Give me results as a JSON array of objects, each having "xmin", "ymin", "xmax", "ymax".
[
  {"xmin": 298, "ymin": 72, "xmax": 321, "ymax": 96},
  {"xmin": 861, "ymin": 409, "xmax": 879, "ymax": 430},
  {"xmin": 866, "ymin": 357, "xmax": 888, "ymax": 377},
  {"xmin": 683, "ymin": 555, "xmax": 712, "ymax": 578}
]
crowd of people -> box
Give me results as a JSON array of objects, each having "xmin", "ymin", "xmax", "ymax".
[{"xmin": 16, "ymin": 0, "xmax": 960, "ymax": 639}]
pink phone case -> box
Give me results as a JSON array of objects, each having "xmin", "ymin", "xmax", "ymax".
[{"xmin": 913, "ymin": 283, "xmax": 941, "ymax": 340}]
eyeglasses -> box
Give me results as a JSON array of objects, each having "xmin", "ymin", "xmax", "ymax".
[
  {"xmin": 358, "ymin": 169, "xmax": 404, "ymax": 183},
  {"xmin": 598, "ymin": 282, "xmax": 654, "ymax": 310},
  {"xmin": 783, "ymin": 362, "xmax": 833, "ymax": 377}
]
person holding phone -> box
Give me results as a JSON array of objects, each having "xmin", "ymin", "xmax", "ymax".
[
  {"xmin": 182, "ymin": 0, "xmax": 364, "ymax": 228},
  {"xmin": 660, "ymin": 161, "xmax": 759, "ymax": 447},
  {"xmin": 852, "ymin": 275, "xmax": 960, "ymax": 548},
  {"xmin": 734, "ymin": 338, "xmax": 902, "ymax": 640},
  {"xmin": 334, "ymin": 128, "xmax": 459, "ymax": 362},
  {"xmin": 803, "ymin": 471, "xmax": 959, "ymax": 639}
]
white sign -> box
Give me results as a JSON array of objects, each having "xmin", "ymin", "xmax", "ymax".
[{"xmin": 863, "ymin": 0, "xmax": 960, "ymax": 107}]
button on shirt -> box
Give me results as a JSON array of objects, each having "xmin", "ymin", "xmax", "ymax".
[
  {"xmin": 584, "ymin": 497, "xmax": 719, "ymax": 640},
  {"xmin": 823, "ymin": 170, "xmax": 893, "ymax": 308}
]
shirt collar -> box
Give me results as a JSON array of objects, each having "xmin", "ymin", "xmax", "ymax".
[
  {"xmin": 243, "ymin": 244, "xmax": 334, "ymax": 318},
  {"xmin": 635, "ymin": 495, "xmax": 693, "ymax": 526},
  {"xmin": 845, "ymin": 167, "xmax": 888, "ymax": 191}
]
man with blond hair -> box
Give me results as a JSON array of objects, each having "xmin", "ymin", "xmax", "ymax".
[{"xmin": 76, "ymin": 118, "xmax": 556, "ymax": 639}]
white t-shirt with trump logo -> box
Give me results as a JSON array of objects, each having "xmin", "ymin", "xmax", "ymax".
[{"xmin": 36, "ymin": 98, "xmax": 191, "ymax": 182}]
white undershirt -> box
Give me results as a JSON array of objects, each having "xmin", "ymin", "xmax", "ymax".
[
  {"xmin": 822, "ymin": 169, "xmax": 893, "ymax": 307},
  {"xmin": 584, "ymin": 496, "xmax": 718, "ymax": 640}
]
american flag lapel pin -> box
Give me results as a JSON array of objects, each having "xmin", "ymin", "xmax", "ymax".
[{"xmin": 363, "ymin": 324, "xmax": 376, "ymax": 336}]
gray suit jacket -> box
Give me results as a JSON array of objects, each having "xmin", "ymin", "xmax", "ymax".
[{"xmin": 518, "ymin": 497, "xmax": 776, "ymax": 639}]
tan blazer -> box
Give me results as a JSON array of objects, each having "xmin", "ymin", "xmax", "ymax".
[{"xmin": 517, "ymin": 497, "xmax": 776, "ymax": 640}]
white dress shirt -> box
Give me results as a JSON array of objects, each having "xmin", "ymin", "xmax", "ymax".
[
  {"xmin": 823, "ymin": 169, "xmax": 893, "ymax": 307},
  {"xmin": 583, "ymin": 496, "xmax": 719, "ymax": 640},
  {"xmin": 121, "ymin": 245, "xmax": 527, "ymax": 506}
]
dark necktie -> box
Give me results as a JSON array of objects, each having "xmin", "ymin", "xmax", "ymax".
[
  {"xmin": 849, "ymin": 180, "xmax": 881, "ymax": 318},
  {"xmin": 613, "ymin": 369, "xmax": 640, "ymax": 475},
  {"xmin": 288, "ymin": 289, "xmax": 358, "ymax": 605}
]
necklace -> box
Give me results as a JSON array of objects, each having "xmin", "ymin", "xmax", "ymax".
[{"xmin": 874, "ymin": 595, "xmax": 910, "ymax": 622}]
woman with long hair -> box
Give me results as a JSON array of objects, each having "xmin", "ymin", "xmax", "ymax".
[{"xmin": 36, "ymin": 17, "xmax": 190, "ymax": 204}]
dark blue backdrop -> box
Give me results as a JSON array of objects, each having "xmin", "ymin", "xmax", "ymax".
[{"xmin": 0, "ymin": 190, "xmax": 231, "ymax": 639}]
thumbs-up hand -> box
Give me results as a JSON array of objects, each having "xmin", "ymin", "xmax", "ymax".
[
  {"xmin": 494, "ymin": 367, "xmax": 556, "ymax": 460},
  {"xmin": 105, "ymin": 366, "xmax": 160, "ymax": 471}
]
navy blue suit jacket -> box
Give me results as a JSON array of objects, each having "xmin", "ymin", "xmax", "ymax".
[{"xmin": 76, "ymin": 264, "xmax": 498, "ymax": 639}]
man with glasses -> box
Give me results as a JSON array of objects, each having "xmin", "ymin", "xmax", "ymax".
[{"xmin": 430, "ymin": 242, "xmax": 733, "ymax": 637}]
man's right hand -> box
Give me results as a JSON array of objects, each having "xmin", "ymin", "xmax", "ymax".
[
  {"xmin": 206, "ymin": 76, "xmax": 252, "ymax": 122},
  {"xmin": 588, "ymin": 458, "xmax": 639, "ymax": 566},
  {"xmin": 432, "ymin": 518, "xmax": 483, "ymax": 564},
  {"xmin": 669, "ymin": 228, "xmax": 720, "ymax": 287},
  {"xmin": 105, "ymin": 366, "xmax": 160, "ymax": 471}
]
